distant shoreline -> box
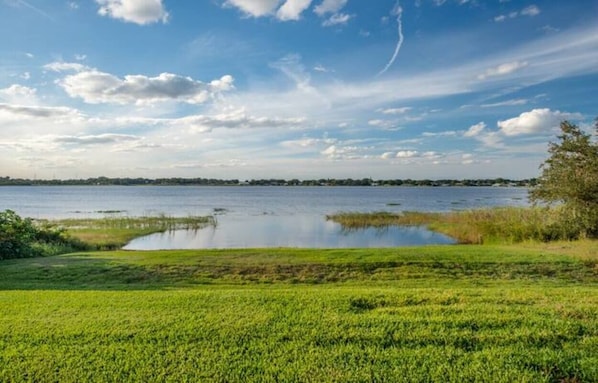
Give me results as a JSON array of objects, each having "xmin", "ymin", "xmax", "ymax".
[{"xmin": 0, "ymin": 176, "xmax": 534, "ymax": 187}]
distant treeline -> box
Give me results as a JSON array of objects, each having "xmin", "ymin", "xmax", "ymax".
[{"xmin": 0, "ymin": 176, "xmax": 535, "ymax": 187}]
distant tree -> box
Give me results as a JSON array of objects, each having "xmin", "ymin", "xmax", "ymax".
[{"xmin": 530, "ymin": 119, "xmax": 598, "ymax": 238}]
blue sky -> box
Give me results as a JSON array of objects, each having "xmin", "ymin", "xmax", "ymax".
[{"xmin": 0, "ymin": 0, "xmax": 597, "ymax": 180}]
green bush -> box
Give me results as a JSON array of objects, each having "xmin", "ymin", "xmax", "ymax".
[{"xmin": 0, "ymin": 210, "xmax": 88, "ymax": 260}]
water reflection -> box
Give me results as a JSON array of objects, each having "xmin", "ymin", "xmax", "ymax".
[{"xmin": 124, "ymin": 215, "xmax": 455, "ymax": 250}]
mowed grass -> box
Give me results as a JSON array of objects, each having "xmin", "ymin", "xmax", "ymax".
[{"xmin": 1, "ymin": 244, "xmax": 597, "ymax": 382}]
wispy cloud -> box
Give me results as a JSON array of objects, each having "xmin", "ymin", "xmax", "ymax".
[
  {"xmin": 6, "ymin": 0, "xmax": 55, "ymax": 21},
  {"xmin": 477, "ymin": 61, "xmax": 528, "ymax": 80},
  {"xmin": 494, "ymin": 4, "xmax": 540, "ymax": 22},
  {"xmin": 378, "ymin": 2, "xmax": 404, "ymax": 76}
]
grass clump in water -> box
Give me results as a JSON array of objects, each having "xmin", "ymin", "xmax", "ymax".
[
  {"xmin": 327, "ymin": 207, "xmax": 576, "ymax": 244},
  {"xmin": 42, "ymin": 215, "xmax": 216, "ymax": 250}
]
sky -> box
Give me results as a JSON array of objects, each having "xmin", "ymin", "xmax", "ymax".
[{"xmin": 0, "ymin": 0, "xmax": 597, "ymax": 180}]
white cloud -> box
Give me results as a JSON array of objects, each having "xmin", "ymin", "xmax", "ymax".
[
  {"xmin": 313, "ymin": 0, "xmax": 347, "ymax": 16},
  {"xmin": 464, "ymin": 122, "xmax": 486, "ymax": 137},
  {"xmin": 96, "ymin": 0, "xmax": 169, "ymax": 25},
  {"xmin": 521, "ymin": 5, "xmax": 540, "ymax": 17},
  {"xmin": 481, "ymin": 99, "xmax": 528, "ymax": 108},
  {"xmin": 57, "ymin": 70, "xmax": 234, "ymax": 105},
  {"xmin": 478, "ymin": 61, "xmax": 528, "ymax": 80},
  {"xmin": 422, "ymin": 131, "xmax": 457, "ymax": 137},
  {"xmin": 313, "ymin": 64, "xmax": 333, "ymax": 73},
  {"xmin": 0, "ymin": 85, "xmax": 37, "ymax": 104},
  {"xmin": 175, "ymin": 109, "xmax": 305, "ymax": 133},
  {"xmin": 497, "ymin": 108, "xmax": 581, "ymax": 136},
  {"xmin": 322, "ymin": 12, "xmax": 352, "ymax": 26},
  {"xmin": 495, "ymin": 4, "xmax": 540, "ymax": 22},
  {"xmin": 224, "ymin": 0, "xmax": 281, "ymax": 17},
  {"xmin": 277, "ymin": 0, "xmax": 313, "ymax": 21},
  {"xmin": 368, "ymin": 119, "xmax": 400, "ymax": 130},
  {"xmin": 54, "ymin": 133, "xmax": 140, "ymax": 145},
  {"xmin": 396, "ymin": 150, "xmax": 418, "ymax": 158},
  {"xmin": 380, "ymin": 107, "xmax": 411, "ymax": 115},
  {"xmin": 43, "ymin": 61, "xmax": 89, "ymax": 72},
  {"xmin": 0, "ymin": 103, "xmax": 81, "ymax": 120}
]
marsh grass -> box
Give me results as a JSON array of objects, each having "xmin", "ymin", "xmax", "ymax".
[
  {"xmin": 39, "ymin": 215, "xmax": 215, "ymax": 250},
  {"xmin": 328, "ymin": 207, "xmax": 571, "ymax": 244}
]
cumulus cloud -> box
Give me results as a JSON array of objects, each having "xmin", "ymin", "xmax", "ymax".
[
  {"xmin": 497, "ymin": 108, "xmax": 581, "ymax": 136},
  {"xmin": 224, "ymin": 0, "xmax": 281, "ymax": 17},
  {"xmin": 478, "ymin": 61, "xmax": 528, "ymax": 80},
  {"xmin": 57, "ymin": 70, "xmax": 234, "ymax": 105},
  {"xmin": 0, "ymin": 85, "xmax": 38, "ymax": 104},
  {"xmin": 464, "ymin": 122, "xmax": 486, "ymax": 137},
  {"xmin": 96, "ymin": 0, "xmax": 169, "ymax": 25},
  {"xmin": 396, "ymin": 150, "xmax": 418, "ymax": 158},
  {"xmin": 277, "ymin": 0, "xmax": 313, "ymax": 20}
]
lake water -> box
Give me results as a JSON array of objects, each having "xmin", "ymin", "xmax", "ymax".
[{"xmin": 0, "ymin": 186, "xmax": 529, "ymax": 249}]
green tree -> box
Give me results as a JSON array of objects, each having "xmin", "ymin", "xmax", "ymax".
[{"xmin": 530, "ymin": 119, "xmax": 598, "ymax": 239}]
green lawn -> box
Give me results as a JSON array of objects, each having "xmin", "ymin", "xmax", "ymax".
[{"xmin": 1, "ymin": 244, "xmax": 597, "ymax": 382}]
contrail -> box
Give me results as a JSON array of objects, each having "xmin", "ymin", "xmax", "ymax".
[
  {"xmin": 378, "ymin": 2, "xmax": 404, "ymax": 76},
  {"xmin": 16, "ymin": 0, "xmax": 55, "ymax": 21}
]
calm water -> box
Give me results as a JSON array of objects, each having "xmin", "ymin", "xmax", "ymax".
[{"xmin": 0, "ymin": 186, "xmax": 529, "ymax": 249}]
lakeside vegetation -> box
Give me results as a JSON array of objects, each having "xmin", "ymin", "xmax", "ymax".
[
  {"xmin": 327, "ymin": 207, "xmax": 587, "ymax": 245},
  {"xmin": 0, "ymin": 211, "xmax": 215, "ymax": 259}
]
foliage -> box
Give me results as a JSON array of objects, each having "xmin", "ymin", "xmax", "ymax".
[
  {"xmin": 0, "ymin": 246, "xmax": 596, "ymax": 382},
  {"xmin": 52, "ymin": 215, "xmax": 216, "ymax": 250},
  {"xmin": 530, "ymin": 120, "xmax": 598, "ymax": 239},
  {"xmin": 0, "ymin": 210, "xmax": 88, "ymax": 260},
  {"xmin": 327, "ymin": 208, "xmax": 570, "ymax": 244},
  {"xmin": 0, "ymin": 209, "xmax": 38, "ymax": 259}
]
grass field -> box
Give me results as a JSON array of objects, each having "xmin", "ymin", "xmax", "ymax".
[{"xmin": 1, "ymin": 243, "xmax": 597, "ymax": 382}]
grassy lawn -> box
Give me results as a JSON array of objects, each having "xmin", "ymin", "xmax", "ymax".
[{"xmin": 1, "ymin": 243, "xmax": 597, "ymax": 382}]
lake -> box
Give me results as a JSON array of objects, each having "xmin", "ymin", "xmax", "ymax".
[{"xmin": 0, "ymin": 186, "xmax": 529, "ymax": 249}]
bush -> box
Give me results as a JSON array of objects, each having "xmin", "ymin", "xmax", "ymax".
[{"xmin": 0, "ymin": 210, "xmax": 88, "ymax": 260}]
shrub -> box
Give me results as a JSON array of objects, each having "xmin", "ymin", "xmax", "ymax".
[{"xmin": 0, "ymin": 210, "xmax": 88, "ymax": 260}]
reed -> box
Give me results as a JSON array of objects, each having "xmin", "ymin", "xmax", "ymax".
[
  {"xmin": 327, "ymin": 207, "xmax": 568, "ymax": 244},
  {"xmin": 40, "ymin": 215, "xmax": 216, "ymax": 250}
]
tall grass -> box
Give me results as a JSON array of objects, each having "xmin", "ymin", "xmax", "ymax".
[
  {"xmin": 327, "ymin": 207, "xmax": 575, "ymax": 244},
  {"xmin": 38, "ymin": 215, "xmax": 216, "ymax": 250}
]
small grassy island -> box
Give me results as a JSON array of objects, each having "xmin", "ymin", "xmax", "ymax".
[{"xmin": 0, "ymin": 121, "xmax": 596, "ymax": 382}]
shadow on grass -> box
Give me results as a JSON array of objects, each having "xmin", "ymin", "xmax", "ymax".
[{"xmin": 0, "ymin": 251, "xmax": 596, "ymax": 291}]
